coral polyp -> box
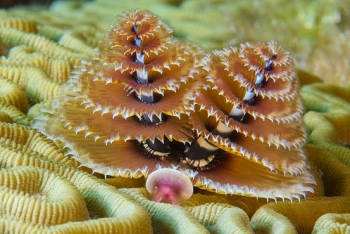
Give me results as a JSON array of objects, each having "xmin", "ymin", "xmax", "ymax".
[{"xmin": 33, "ymin": 9, "xmax": 203, "ymax": 178}]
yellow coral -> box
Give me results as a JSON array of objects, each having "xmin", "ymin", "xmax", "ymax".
[
  {"xmin": 0, "ymin": 123, "xmax": 153, "ymax": 233},
  {"xmin": 0, "ymin": 166, "xmax": 154, "ymax": 233},
  {"xmin": 0, "ymin": 112, "xmax": 12, "ymax": 123},
  {"xmin": 0, "ymin": 102, "xmax": 32, "ymax": 126},
  {"xmin": 0, "ymin": 77, "xmax": 29, "ymax": 113},
  {"xmin": 188, "ymin": 203, "xmax": 254, "ymax": 233},
  {"xmin": 0, "ymin": 66, "xmax": 60, "ymax": 103},
  {"xmin": 313, "ymin": 213, "xmax": 350, "ymax": 234},
  {"xmin": 301, "ymin": 83, "xmax": 350, "ymax": 196},
  {"xmin": 2, "ymin": 46, "xmax": 73, "ymax": 84},
  {"xmin": 0, "ymin": 166, "xmax": 89, "ymax": 226},
  {"xmin": 0, "ymin": 27, "xmax": 87, "ymax": 65},
  {"xmin": 251, "ymin": 197, "xmax": 350, "ymax": 234},
  {"xmin": 0, "ymin": 17, "xmax": 37, "ymax": 33}
]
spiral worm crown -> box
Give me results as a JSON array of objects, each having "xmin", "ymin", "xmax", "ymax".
[
  {"xmin": 33, "ymin": 10, "xmax": 203, "ymax": 178},
  {"xmin": 179, "ymin": 42, "xmax": 315, "ymax": 200}
]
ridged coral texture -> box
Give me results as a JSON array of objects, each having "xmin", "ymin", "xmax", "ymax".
[{"xmin": 33, "ymin": 9, "xmax": 315, "ymax": 201}]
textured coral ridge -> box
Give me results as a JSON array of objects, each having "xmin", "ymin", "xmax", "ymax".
[
  {"xmin": 181, "ymin": 42, "xmax": 315, "ymax": 200},
  {"xmin": 0, "ymin": 123, "xmax": 152, "ymax": 233},
  {"xmin": 33, "ymin": 10, "xmax": 203, "ymax": 178}
]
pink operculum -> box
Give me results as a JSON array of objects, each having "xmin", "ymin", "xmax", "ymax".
[{"xmin": 152, "ymin": 182, "xmax": 181, "ymax": 206}]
